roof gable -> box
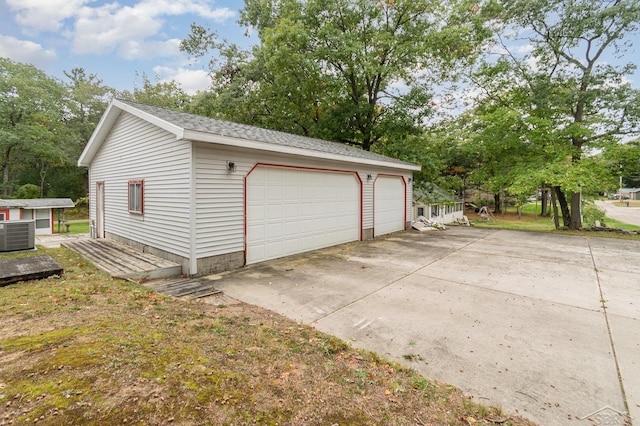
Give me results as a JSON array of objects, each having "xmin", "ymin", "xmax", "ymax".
[{"xmin": 79, "ymin": 99, "xmax": 420, "ymax": 171}]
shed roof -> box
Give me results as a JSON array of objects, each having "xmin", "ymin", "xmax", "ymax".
[
  {"xmin": 413, "ymin": 185, "xmax": 460, "ymax": 204},
  {"xmin": 0, "ymin": 198, "xmax": 75, "ymax": 209},
  {"xmin": 79, "ymin": 99, "xmax": 421, "ymax": 171}
]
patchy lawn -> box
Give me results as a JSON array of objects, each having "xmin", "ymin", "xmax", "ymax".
[{"xmin": 0, "ymin": 247, "xmax": 537, "ymax": 426}]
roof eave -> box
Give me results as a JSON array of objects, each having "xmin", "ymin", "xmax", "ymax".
[{"xmin": 182, "ymin": 129, "xmax": 421, "ymax": 172}]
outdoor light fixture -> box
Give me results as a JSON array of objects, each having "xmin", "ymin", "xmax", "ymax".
[
  {"xmin": 226, "ymin": 161, "xmax": 236, "ymax": 172},
  {"xmin": 367, "ymin": 174, "xmax": 372, "ymax": 181}
]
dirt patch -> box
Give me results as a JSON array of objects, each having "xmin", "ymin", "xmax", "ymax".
[{"xmin": 0, "ymin": 247, "xmax": 537, "ymax": 425}]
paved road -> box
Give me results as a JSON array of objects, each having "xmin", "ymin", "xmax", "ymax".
[
  {"xmin": 596, "ymin": 200, "xmax": 640, "ymax": 226},
  {"xmin": 210, "ymin": 228, "xmax": 640, "ymax": 425}
]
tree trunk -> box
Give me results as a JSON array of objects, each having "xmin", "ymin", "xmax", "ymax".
[
  {"xmin": 541, "ymin": 189, "xmax": 549, "ymax": 216},
  {"xmin": 569, "ymin": 192, "xmax": 582, "ymax": 230},
  {"xmin": 493, "ymin": 193, "xmax": 500, "ymax": 214},
  {"xmin": 551, "ymin": 188, "xmax": 560, "ymax": 229},
  {"xmin": 39, "ymin": 165, "xmax": 48, "ymax": 198},
  {"xmin": 2, "ymin": 145, "xmax": 13, "ymax": 198},
  {"xmin": 554, "ymin": 186, "xmax": 571, "ymax": 228}
]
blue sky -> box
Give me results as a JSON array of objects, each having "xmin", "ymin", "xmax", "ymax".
[
  {"xmin": 1, "ymin": 0, "xmax": 639, "ymax": 98},
  {"xmin": 0, "ymin": 0, "xmax": 253, "ymax": 94}
]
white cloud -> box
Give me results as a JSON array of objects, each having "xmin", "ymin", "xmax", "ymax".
[
  {"xmin": 6, "ymin": 0, "xmax": 89, "ymax": 32},
  {"xmin": 72, "ymin": 3, "xmax": 164, "ymax": 55},
  {"xmin": 118, "ymin": 39, "xmax": 183, "ymax": 60},
  {"xmin": 516, "ymin": 44, "xmax": 534, "ymax": 54},
  {"xmin": 153, "ymin": 65, "xmax": 211, "ymax": 94},
  {"xmin": 0, "ymin": 35, "xmax": 57, "ymax": 67},
  {"xmin": 6, "ymin": 0, "xmax": 235, "ymax": 60},
  {"xmin": 134, "ymin": 0, "xmax": 235, "ymax": 22}
]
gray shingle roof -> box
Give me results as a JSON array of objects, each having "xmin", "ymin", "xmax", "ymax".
[
  {"xmin": 0, "ymin": 198, "xmax": 75, "ymax": 209},
  {"xmin": 119, "ymin": 100, "xmax": 418, "ymax": 168},
  {"xmin": 0, "ymin": 200, "xmax": 24, "ymax": 208}
]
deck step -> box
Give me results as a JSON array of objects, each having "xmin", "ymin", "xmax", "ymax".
[
  {"xmin": 144, "ymin": 277, "xmax": 222, "ymax": 299},
  {"xmin": 62, "ymin": 239, "xmax": 182, "ymax": 280}
]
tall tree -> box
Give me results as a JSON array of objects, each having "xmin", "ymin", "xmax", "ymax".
[
  {"xmin": 470, "ymin": 0, "xmax": 640, "ymax": 229},
  {"xmin": 182, "ymin": 0, "xmax": 489, "ymax": 150},
  {"xmin": 59, "ymin": 68, "xmax": 114, "ymax": 198},
  {"xmin": 0, "ymin": 58, "xmax": 68, "ymax": 197}
]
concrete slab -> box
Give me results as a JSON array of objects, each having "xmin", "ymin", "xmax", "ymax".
[
  {"xmin": 210, "ymin": 228, "xmax": 639, "ymax": 425},
  {"xmin": 313, "ymin": 274, "xmax": 623, "ymax": 424},
  {"xmin": 0, "ymin": 255, "xmax": 63, "ymax": 286},
  {"xmin": 414, "ymin": 249, "xmax": 603, "ymax": 311},
  {"xmin": 609, "ymin": 314, "xmax": 640, "ymax": 422},
  {"xmin": 598, "ymin": 269, "xmax": 640, "ymax": 320}
]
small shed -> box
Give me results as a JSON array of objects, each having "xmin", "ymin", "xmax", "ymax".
[
  {"xmin": 0, "ymin": 198, "xmax": 75, "ymax": 235},
  {"xmin": 78, "ymin": 100, "xmax": 421, "ymax": 276},
  {"xmin": 413, "ymin": 185, "xmax": 464, "ymax": 225}
]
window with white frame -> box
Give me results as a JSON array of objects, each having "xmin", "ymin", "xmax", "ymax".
[{"xmin": 128, "ymin": 180, "xmax": 144, "ymax": 214}]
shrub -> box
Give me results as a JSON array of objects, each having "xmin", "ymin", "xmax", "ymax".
[
  {"xmin": 583, "ymin": 202, "xmax": 606, "ymax": 227},
  {"xmin": 14, "ymin": 183, "xmax": 40, "ymax": 199}
]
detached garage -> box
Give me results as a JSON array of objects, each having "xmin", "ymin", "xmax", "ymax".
[{"xmin": 79, "ymin": 100, "xmax": 420, "ymax": 276}]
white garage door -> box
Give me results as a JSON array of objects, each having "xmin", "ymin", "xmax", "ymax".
[
  {"xmin": 246, "ymin": 166, "xmax": 360, "ymax": 264},
  {"xmin": 374, "ymin": 175, "xmax": 405, "ymax": 236}
]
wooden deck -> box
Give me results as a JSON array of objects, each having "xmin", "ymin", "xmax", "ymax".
[
  {"xmin": 62, "ymin": 238, "xmax": 224, "ymax": 300},
  {"xmin": 62, "ymin": 238, "xmax": 182, "ymax": 280}
]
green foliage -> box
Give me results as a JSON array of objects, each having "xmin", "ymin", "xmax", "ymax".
[
  {"xmin": 601, "ymin": 139, "xmax": 640, "ymax": 188},
  {"xmin": 14, "ymin": 183, "xmax": 40, "ymax": 199},
  {"xmin": 182, "ymin": 0, "xmax": 490, "ymax": 150},
  {"xmin": 120, "ymin": 73, "xmax": 192, "ymax": 110},
  {"xmin": 1, "ymin": 60, "xmax": 113, "ymax": 200},
  {"xmin": 0, "ymin": 57, "xmax": 69, "ymax": 197},
  {"xmin": 582, "ymin": 203, "xmax": 606, "ymax": 228},
  {"xmin": 461, "ymin": 0, "xmax": 640, "ymax": 229}
]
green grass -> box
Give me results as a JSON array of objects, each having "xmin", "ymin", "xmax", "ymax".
[
  {"xmin": 472, "ymin": 206, "xmax": 556, "ymax": 232},
  {"xmin": 470, "ymin": 204, "xmax": 639, "ymax": 238},
  {"xmin": 0, "ymin": 246, "xmax": 535, "ymax": 426},
  {"xmin": 603, "ymin": 218, "xmax": 640, "ymax": 231},
  {"xmin": 53, "ymin": 220, "xmax": 90, "ymax": 235}
]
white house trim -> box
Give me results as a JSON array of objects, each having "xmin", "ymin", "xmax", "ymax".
[{"xmin": 181, "ymin": 130, "xmax": 421, "ymax": 172}]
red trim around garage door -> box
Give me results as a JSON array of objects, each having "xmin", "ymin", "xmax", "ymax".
[
  {"xmin": 372, "ymin": 174, "xmax": 407, "ymax": 238},
  {"xmin": 243, "ymin": 162, "xmax": 364, "ymax": 257}
]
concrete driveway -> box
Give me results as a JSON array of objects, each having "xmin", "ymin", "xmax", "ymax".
[
  {"xmin": 208, "ymin": 228, "xmax": 640, "ymax": 425},
  {"xmin": 596, "ymin": 200, "xmax": 640, "ymax": 227}
]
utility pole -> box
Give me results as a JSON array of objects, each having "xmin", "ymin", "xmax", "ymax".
[{"xmin": 619, "ymin": 174, "xmax": 623, "ymax": 204}]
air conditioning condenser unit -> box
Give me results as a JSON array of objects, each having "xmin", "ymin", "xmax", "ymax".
[{"xmin": 0, "ymin": 221, "xmax": 35, "ymax": 252}]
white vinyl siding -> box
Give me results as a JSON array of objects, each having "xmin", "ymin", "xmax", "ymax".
[
  {"xmin": 88, "ymin": 113, "xmax": 192, "ymax": 258},
  {"xmin": 193, "ymin": 145, "xmax": 247, "ymax": 258},
  {"xmin": 361, "ymin": 175, "xmax": 374, "ymax": 231}
]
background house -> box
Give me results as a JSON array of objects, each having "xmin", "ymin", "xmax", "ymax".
[
  {"xmin": 621, "ymin": 188, "xmax": 640, "ymax": 200},
  {"xmin": 0, "ymin": 198, "xmax": 75, "ymax": 235},
  {"xmin": 78, "ymin": 100, "xmax": 421, "ymax": 276},
  {"xmin": 413, "ymin": 185, "xmax": 464, "ymax": 225}
]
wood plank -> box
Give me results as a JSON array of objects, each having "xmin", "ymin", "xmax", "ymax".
[
  {"xmin": 0, "ymin": 256, "xmax": 63, "ymax": 286},
  {"xmin": 144, "ymin": 278, "xmax": 221, "ymax": 298},
  {"xmin": 62, "ymin": 239, "xmax": 181, "ymax": 279}
]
